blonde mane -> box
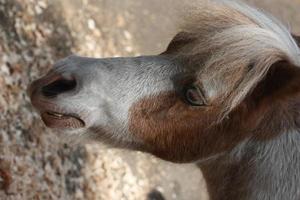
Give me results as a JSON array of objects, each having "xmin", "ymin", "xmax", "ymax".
[{"xmin": 170, "ymin": 0, "xmax": 300, "ymax": 118}]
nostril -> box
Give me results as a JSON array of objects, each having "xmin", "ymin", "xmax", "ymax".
[{"xmin": 41, "ymin": 76, "xmax": 77, "ymax": 98}]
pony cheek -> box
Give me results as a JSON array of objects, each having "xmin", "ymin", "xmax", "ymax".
[{"xmin": 128, "ymin": 93, "xmax": 211, "ymax": 162}]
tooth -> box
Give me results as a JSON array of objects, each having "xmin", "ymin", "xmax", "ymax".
[
  {"xmin": 48, "ymin": 112, "xmax": 64, "ymax": 118},
  {"xmin": 53, "ymin": 113, "xmax": 63, "ymax": 117}
]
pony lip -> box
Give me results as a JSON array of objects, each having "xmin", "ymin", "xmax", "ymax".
[{"xmin": 41, "ymin": 111, "xmax": 85, "ymax": 129}]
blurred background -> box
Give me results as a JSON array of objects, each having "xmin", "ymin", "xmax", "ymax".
[{"xmin": 0, "ymin": 0, "xmax": 299, "ymax": 199}]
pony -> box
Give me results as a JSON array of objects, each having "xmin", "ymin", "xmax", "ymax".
[{"xmin": 29, "ymin": 1, "xmax": 300, "ymax": 199}]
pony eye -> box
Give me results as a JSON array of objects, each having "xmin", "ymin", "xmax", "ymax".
[{"xmin": 184, "ymin": 86, "xmax": 207, "ymax": 106}]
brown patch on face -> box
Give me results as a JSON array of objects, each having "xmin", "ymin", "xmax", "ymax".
[
  {"xmin": 129, "ymin": 62, "xmax": 300, "ymax": 163},
  {"xmin": 129, "ymin": 92, "xmax": 259, "ymax": 162}
]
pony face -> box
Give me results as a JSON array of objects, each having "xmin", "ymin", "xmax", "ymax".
[
  {"xmin": 29, "ymin": 1, "xmax": 300, "ymax": 162},
  {"xmin": 28, "ymin": 55, "xmax": 183, "ymax": 146}
]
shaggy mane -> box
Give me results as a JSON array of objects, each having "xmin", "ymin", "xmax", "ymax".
[{"xmin": 168, "ymin": 0, "xmax": 300, "ymax": 119}]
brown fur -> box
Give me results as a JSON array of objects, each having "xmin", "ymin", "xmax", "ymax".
[{"xmin": 129, "ymin": 61, "xmax": 300, "ymax": 162}]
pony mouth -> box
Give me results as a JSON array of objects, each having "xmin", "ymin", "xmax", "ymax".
[{"xmin": 41, "ymin": 111, "xmax": 85, "ymax": 129}]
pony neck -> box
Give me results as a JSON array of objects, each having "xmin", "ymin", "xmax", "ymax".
[{"xmin": 198, "ymin": 130, "xmax": 300, "ymax": 200}]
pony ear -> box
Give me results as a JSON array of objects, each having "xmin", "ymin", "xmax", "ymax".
[
  {"xmin": 292, "ymin": 34, "xmax": 300, "ymax": 47},
  {"xmin": 161, "ymin": 32, "xmax": 196, "ymax": 55}
]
